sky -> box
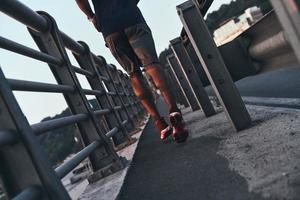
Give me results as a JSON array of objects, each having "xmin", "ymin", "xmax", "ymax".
[{"xmin": 0, "ymin": 0, "xmax": 231, "ymax": 124}]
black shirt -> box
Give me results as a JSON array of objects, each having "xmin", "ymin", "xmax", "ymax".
[{"xmin": 92, "ymin": 0, "xmax": 146, "ymax": 38}]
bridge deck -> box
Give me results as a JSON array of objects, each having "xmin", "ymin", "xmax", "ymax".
[
  {"xmin": 78, "ymin": 95, "xmax": 300, "ymax": 200},
  {"xmin": 117, "ymin": 98, "xmax": 264, "ymax": 200},
  {"xmin": 116, "ymin": 97, "xmax": 300, "ymax": 200}
]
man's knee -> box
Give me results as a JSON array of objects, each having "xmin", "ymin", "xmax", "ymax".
[
  {"xmin": 130, "ymin": 71, "xmax": 154, "ymax": 101},
  {"xmin": 144, "ymin": 64, "xmax": 168, "ymax": 91}
]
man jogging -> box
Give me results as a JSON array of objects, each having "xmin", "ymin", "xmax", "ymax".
[{"xmin": 75, "ymin": 0, "xmax": 188, "ymax": 143}]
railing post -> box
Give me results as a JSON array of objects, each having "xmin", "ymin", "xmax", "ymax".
[
  {"xmin": 164, "ymin": 63, "xmax": 189, "ymax": 108},
  {"xmin": 115, "ymin": 69, "xmax": 140, "ymax": 127},
  {"xmin": 72, "ymin": 42, "xmax": 132, "ymax": 147},
  {"xmin": 0, "ymin": 68, "xmax": 70, "ymax": 199},
  {"xmin": 167, "ymin": 54, "xmax": 201, "ymax": 111},
  {"xmin": 98, "ymin": 63, "xmax": 135, "ymax": 135},
  {"xmin": 106, "ymin": 64, "xmax": 136, "ymax": 131},
  {"xmin": 170, "ymin": 37, "xmax": 216, "ymax": 117},
  {"xmin": 270, "ymin": 0, "xmax": 300, "ymax": 63},
  {"xmin": 177, "ymin": 0, "xmax": 251, "ymax": 131},
  {"xmin": 28, "ymin": 12, "xmax": 124, "ymax": 176},
  {"xmin": 184, "ymin": 40, "xmax": 211, "ymax": 87}
]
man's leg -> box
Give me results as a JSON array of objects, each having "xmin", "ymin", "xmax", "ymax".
[
  {"xmin": 144, "ymin": 64, "xmax": 180, "ymax": 114},
  {"xmin": 123, "ymin": 25, "xmax": 180, "ymax": 113},
  {"xmin": 126, "ymin": 24, "xmax": 189, "ymax": 143},
  {"xmin": 130, "ymin": 69, "xmax": 160, "ymax": 119},
  {"xmin": 105, "ymin": 31, "xmax": 172, "ymax": 139},
  {"xmin": 143, "ymin": 63, "xmax": 189, "ymax": 143},
  {"xmin": 130, "ymin": 70, "xmax": 173, "ymax": 139}
]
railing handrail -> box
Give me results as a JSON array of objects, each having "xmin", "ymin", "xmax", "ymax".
[
  {"xmin": 0, "ymin": 0, "xmax": 146, "ymax": 199},
  {"xmin": 0, "ymin": 0, "xmax": 107, "ymax": 67}
]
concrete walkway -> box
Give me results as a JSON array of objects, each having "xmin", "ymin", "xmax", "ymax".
[{"xmin": 117, "ymin": 98, "xmax": 271, "ymax": 200}]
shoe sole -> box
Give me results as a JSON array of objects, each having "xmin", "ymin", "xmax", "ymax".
[
  {"xmin": 174, "ymin": 135, "xmax": 188, "ymax": 143},
  {"xmin": 173, "ymin": 130, "xmax": 189, "ymax": 143}
]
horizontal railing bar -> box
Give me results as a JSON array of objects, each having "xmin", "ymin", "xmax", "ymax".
[
  {"xmin": 0, "ymin": 0, "xmax": 48, "ymax": 33},
  {"xmin": 83, "ymin": 89, "xmax": 103, "ymax": 96},
  {"xmin": 94, "ymin": 109, "xmax": 110, "ymax": 116},
  {"xmin": 0, "ymin": 0, "xmax": 118, "ymax": 78},
  {"xmin": 12, "ymin": 186, "xmax": 42, "ymax": 200},
  {"xmin": 98, "ymin": 75, "xmax": 110, "ymax": 82},
  {"xmin": 0, "ymin": 36, "xmax": 62, "ymax": 66},
  {"xmin": 0, "ymin": 0, "xmax": 92, "ymax": 58},
  {"xmin": 1, "ymin": 1, "xmax": 122, "ymax": 84},
  {"xmin": 0, "ymin": 131, "xmax": 17, "ymax": 146},
  {"xmin": 122, "ymin": 120, "xmax": 129, "ymax": 126},
  {"xmin": 107, "ymin": 91, "xmax": 117, "ymax": 96},
  {"xmin": 8, "ymin": 79, "xmax": 75, "ymax": 93},
  {"xmin": 72, "ymin": 66, "xmax": 94, "ymax": 77},
  {"xmin": 31, "ymin": 114, "xmax": 88, "ymax": 135},
  {"xmin": 55, "ymin": 141, "xmax": 100, "ymax": 179},
  {"xmin": 60, "ymin": 31, "xmax": 85, "ymax": 55},
  {"xmin": 114, "ymin": 106, "xmax": 122, "ymax": 111},
  {"xmin": 106, "ymin": 127, "xmax": 119, "ymax": 138}
]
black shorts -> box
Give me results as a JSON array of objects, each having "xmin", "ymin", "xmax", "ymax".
[{"xmin": 105, "ymin": 23, "xmax": 159, "ymax": 74}]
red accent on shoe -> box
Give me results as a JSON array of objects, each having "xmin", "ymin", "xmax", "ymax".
[
  {"xmin": 161, "ymin": 126, "xmax": 173, "ymax": 140},
  {"xmin": 170, "ymin": 112, "xmax": 189, "ymax": 143},
  {"xmin": 154, "ymin": 118, "xmax": 173, "ymax": 140}
]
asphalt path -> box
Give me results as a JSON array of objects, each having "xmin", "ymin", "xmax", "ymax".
[
  {"xmin": 117, "ymin": 98, "xmax": 269, "ymax": 200},
  {"xmin": 118, "ymin": 67, "xmax": 300, "ymax": 200},
  {"xmin": 207, "ymin": 66, "xmax": 300, "ymax": 98}
]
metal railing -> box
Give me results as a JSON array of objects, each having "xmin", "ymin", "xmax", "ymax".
[
  {"xmin": 167, "ymin": 0, "xmax": 300, "ymax": 132},
  {"xmin": 0, "ymin": 0, "xmax": 146, "ymax": 199},
  {"xmin": 168, "ymin": 0, "xmax": 252, "ymax": 132}
]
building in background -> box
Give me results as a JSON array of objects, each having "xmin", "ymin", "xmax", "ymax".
[{"xmin": 213, "ymin": 6, "xmax": 263, "ymax": 46}]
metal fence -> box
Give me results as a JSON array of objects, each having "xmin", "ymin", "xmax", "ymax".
[
  {"xmin": 167, "ymin": 0, "xmax": 300, "ymax": 132},
  {"xmin": 167, "ymin": 0, "xmax": 252, "ymax": 132},
  {"xmin": 0, "ymin": 0, "xmax": 146, "ymax": 199}
]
